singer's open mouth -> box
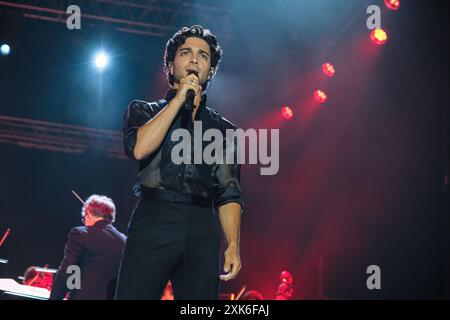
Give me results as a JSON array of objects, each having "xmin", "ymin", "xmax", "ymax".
[{"xmin": 186, "ymin": 68, "xmax": 199, "ymax": 76}]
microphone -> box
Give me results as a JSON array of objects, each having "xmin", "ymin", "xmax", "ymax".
[
  {"xmin": 184, "ymin": 70, "xmax": 198, "ymax": 112},
  {"xmin": 185, "ymin": 89, "xmax": 195, "ymax": 112}
]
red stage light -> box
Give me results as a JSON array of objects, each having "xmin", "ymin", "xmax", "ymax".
[
  {"xmin": 314, "ymin": 90, "xmax": 327, "ymax": 103},
  {"xmin": 384, "ymin": 0, "xmax": 400, "ymax": 11},
  {"xmin": 370, "ymin": 28, "xmax": 388, "ymax": 45},
  {"xmin": 281, "ymin": 106, "xmax": 294, "ymax": 120},
  {"xmin": 322, "ymin": 62, "xmax": 335, "ymax": 77}
]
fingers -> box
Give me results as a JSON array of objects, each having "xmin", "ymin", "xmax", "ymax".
[
  {"xmin": 219, "ymin": 264, "xmax": 240, "ymax": 281},
  {"xmin": 228, "ymin": 259, "xmax": 241, "ymax": 280},
  {"xmin": 184, "ymin": 73, "xmax": 200, "ymax": 90},
  {"xmin": 223, "ymin": 259, "xmax": 231, "ymax": 274},
  {"xmin": 180, "ymin": 76, "xmax": 201, "ymax": 95},
  {"xmin": 186, "ymin": 72, "xmax": 199, "ymax": 82},
  {"xmin": 181, "ymin": 73, "xmax": 199, "ymax": 86},
  {"xmin": 219, "ymin": 273, "xmax": 231, "ymax": 281},
  {"xmin": 219, "ymin": 256, "xmax": 241, "ymax": 281}
]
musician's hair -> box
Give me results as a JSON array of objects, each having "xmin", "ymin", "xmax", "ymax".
[
  {"xmin": 82, "ymin": 195, "xmax": 116, "ymax": 223},
  {"xmin": 163, "ymin": 25, "xmax": 223, "ymax": 91}
]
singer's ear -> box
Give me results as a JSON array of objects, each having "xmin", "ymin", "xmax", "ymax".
[
  {"xmin": 169, "ymin": 63, "xmax": 174, "ymax": 75},
  {"xmin": 207, "ymin": 68, "xmax": 214, "ymax": 80}
]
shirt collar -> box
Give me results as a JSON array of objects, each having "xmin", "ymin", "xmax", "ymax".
[{"xmin": 90, "ymin": 219, "xmax": 112, "ymax": 228}]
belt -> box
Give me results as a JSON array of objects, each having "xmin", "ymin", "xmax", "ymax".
[{"xmin": 139, "ymin": 187, "xmax": 212, "ymax": 209}]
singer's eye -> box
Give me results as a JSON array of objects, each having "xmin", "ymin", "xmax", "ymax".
[
  {"xmin": 200, "ymin": 54, "xmax": 208, "ymax": 60},
  {"xmin": 179, "ymin": 50, "xmax": 190, "ymax": 57}
]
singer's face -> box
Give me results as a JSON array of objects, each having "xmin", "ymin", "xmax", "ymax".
[{"xmin": 172, "ymin": 37, "xmax": 212, "ymax": 89}]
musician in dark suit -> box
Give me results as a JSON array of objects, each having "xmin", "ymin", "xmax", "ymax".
[{"xmin": 50, "ymin": 195, "xmax": 126, "ymax": 300}]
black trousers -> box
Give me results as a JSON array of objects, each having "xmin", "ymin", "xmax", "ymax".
[{"xmin": 115, "ymin": 196, "xmax": 221, "ymax": 300}]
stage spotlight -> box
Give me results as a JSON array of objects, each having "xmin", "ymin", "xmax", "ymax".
[
  {"xmin": 314, "ymin": 90, "xmax": 327, "ymax": 104},
  {"xmin": 281, "ymin": 106, "xmax": 294, "ymax": 120},
  {"xmin": 371, "ymin": 28, "xmax": 388, "ymax": 45},
  {"xmin": 1, "ymin": 44, "xmax": 11, "ymax": 56},
  {"xmin": 94, "ymin": 52, "xmax": 109, "ymax": 69},
  {"xmin": 384, "ymin": 0, "xmax": 400, "ymax": 11},
  {"xmin": 322, "ymin": 62, "xmax": 335, "ymax": 77}
]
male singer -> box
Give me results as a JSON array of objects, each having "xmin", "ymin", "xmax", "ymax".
[{"xmin": 115, "ymin": 25, "xmax": 243, "ymax": 300}]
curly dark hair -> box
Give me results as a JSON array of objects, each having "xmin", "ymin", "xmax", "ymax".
[{"xmin": 163, "ymin": 25, "xmax": 223, "ymax": 91}]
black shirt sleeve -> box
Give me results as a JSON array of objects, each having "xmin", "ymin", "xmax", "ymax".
[
  {"xmin": 122, "ymin": 100, "xmax": 158, "ymax": 160},
  {"xmin": 212, "ymin": 124, "xmax": 244, "ymax": 212}
]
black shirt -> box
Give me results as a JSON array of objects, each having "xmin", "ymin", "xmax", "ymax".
[{"xmin": 123, "ymin": 89, "xmax": 243, "ymax": 211}]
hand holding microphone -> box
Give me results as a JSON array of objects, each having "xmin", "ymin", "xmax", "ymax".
[{"xmin": 175, "ymin": 70, "xmax": 201, "ymax": 112}]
